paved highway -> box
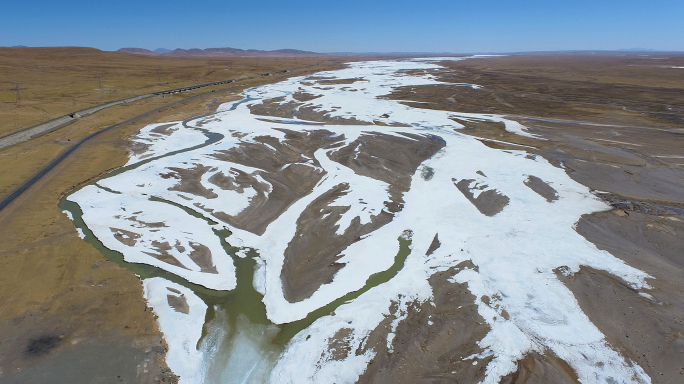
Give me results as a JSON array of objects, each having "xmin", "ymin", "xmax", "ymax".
[
  {"xmin": 0, "ymin": 69, "xmax": 292, "ymax": 150},
  {"xmin": 0, "ymin": 66, "xmax": 303, "ymax": 212}
]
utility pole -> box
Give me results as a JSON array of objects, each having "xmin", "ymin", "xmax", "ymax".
[
  {"xmin": 155, "ymin": 69, "xmax": 161, "ymax": 84},
  {"xmin": 9, "ymin": 83, "xmax": 27, "ymax": 102},
  {"xmin": 98, "ymin": 75, "xmax": 103, "ymax": 90}
]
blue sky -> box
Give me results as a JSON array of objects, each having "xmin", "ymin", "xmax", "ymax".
[{"xmin": 1, "ymin": 0, "xmax": 682, "ymax": 53}]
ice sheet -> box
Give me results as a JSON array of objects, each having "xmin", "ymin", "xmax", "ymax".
[
  {"xmin": 127, "ymin": 122, "xmax": 208, "ymax": 165},
  {"xmin": 143, "ymin": 277, "xmax": 209, "ymax": 384},
  {"xmin": 200, "ymin": 309, "xmax": 281, "ymax": 384},
  {"xmin": 67, "ymin": 57, "xmax": 652, "ymax": 384},
  {"xmin": 69, "ymin": 185, "xmax": 236, "ymax": 290}
]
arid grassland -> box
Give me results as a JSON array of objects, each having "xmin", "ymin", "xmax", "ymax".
[{"xmin": 0, "ymin": 47, "xmax": 346, "ymax": 137}]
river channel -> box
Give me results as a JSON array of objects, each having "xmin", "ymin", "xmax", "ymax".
[{"xmin": 59, "ymin": 94, "xmax": 413, "ymax": 383}]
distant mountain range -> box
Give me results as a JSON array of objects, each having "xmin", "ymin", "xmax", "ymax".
[{"xmin": 118, "ymin": 47, "xmax": 324, "ymax": 57}]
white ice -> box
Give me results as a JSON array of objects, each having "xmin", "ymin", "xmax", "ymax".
[
  {"xmin": 99, "ymin": 148, "xmax": 260, "ymax": 219},
  {"xmin": 126, "ymin": 121, "xmax": 208, "ymax": 165},
  {"xmin": 200, "ymin": 309, "xmax": 282, "ymax": 384},
  {"xmin": 69, "ymin": 185, "xmax": 236, "ymax": 290},
  {"xmin": 143, "ymin": 277, "xmax": 209, "ymax": 384},
  {"xmin": 68, "ymin": 57, "xmax": 653, "ymax": 384}
]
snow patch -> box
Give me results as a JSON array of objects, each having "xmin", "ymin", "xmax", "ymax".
[{"xmin": 144, "ymin": 277, "xmax": 209, "ymax": 384}]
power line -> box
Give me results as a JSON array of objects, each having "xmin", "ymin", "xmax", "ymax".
[{"xmin": 9, "ymin": 83, "xmax": 27, "ymax": 102}]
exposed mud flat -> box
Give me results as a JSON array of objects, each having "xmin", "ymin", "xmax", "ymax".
[
  {"xmin": 524, "ymin": 175, "xmax": 559, "ymax": 203},
  {"xmin": 208, "ymin": 128, "xmax": 340, "ymax": 234},
  {"xmin": 281, "ymin": 132, "xmax": 445, "ymax": 302},
  {"xmin": 60, "ymin": 56, "xmax": 684, "ymax": 384},
  {"xmin": 568, "ymin": 210, "xmax": 684, "ymax": 382},
  {"xmin": 383, "ymin": 55, "xmax": 684, "ymax": 384},
  {"xmin": 356, "ymin": 263, "xmax": 491, "ymax": 383},
  {"xmin": 454, "ymin": 177, "xmax": 510, "ymax": 216}
]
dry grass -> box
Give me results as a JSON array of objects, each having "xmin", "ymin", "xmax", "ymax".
[
  {"xmin": 389, "ymin": 54, "xmax": 684, "ymax": 129},
  {"xmin": 0, "ymin": 47, "xmax": 349, "ymax": 137}
]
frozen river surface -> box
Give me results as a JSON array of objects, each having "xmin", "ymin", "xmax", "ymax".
[{"xmin": 65, "ymin": 58, "xmax": 652, "ymax": 384}]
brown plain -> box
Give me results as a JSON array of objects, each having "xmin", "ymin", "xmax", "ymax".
[{"xmin": 387, "ymin": 54, "xmax": 684, "ymax": 383}]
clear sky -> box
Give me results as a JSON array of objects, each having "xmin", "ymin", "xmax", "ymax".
[{"xmin": 1, "ymin": 0, "xmax": 682, "ymax": 53}]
